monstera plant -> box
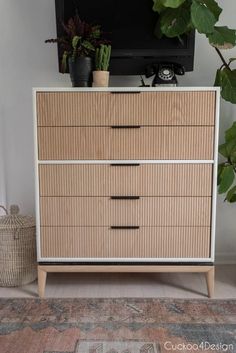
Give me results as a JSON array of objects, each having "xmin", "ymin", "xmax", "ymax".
[{"xmin": 152, "ymin": 0, "xmax": 236, "ymax": 103}]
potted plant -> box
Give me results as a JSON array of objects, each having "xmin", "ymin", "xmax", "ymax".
[
  {"xmin": 45, "ymin": 13, "xmax": 108, "ymax": 87},
  {"xmin": 218, "ymin": 122, "xmax": 236, "ymax": 202},
  {"xmin": 93, "ymin": 44, "xmax": 112, "ymax": 87}
]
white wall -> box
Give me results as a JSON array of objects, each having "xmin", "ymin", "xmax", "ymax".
[
  {"xmin": 0, "ymin": 0, "xmax": 235, "ymax": 262},
  {"xmin": 0, "ymin": 110, "xmax": 6, "ymax": 208}
]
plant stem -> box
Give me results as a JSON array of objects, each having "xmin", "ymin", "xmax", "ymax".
[{"xmin": 215, "ymin": 47, "xmax": 231, "ymax": 70}]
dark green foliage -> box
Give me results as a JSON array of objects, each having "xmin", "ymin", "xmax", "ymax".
[
  {"xmin": 160, "ymin": 5, "xmax": 191, "ymax": 37},
  {"xmin": 191, "ymin": 0, "xmax": 217, "ymax": 34},
  {"xmin": 208, "ymin": 27, "xmax": 236, "ymax": 49},
  {"xmin": 218, "ymin": 122, "xmax": 236, "ymax": 202},
  {"xmin": 215, "ymin": 66, "xmax": 236, "ymax": 103}
]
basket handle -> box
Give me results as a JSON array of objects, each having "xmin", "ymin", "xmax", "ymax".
[{"xmin": 0, "ymin": 205, "xmax": 8, "ymax": 215}]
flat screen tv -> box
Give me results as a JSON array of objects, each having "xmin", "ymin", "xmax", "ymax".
[{"xmin": 55, "ymin": 0, "xmax": 195, "ymax": 75}]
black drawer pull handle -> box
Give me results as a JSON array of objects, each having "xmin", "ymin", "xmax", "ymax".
[
  {"xmin": 111, "ymin": 125, "xmax": 141, "ymax": 129},
  {"xmin": 111, "ymin": 91, "xmax": 141, "ymax": 94},
  {"xmin": 111, "ymin": 196, "xmax": 140, "ymax": 200},
  {"xmin": 111, "ymin": 226, "xmax": 140, "ymax": 230},
  {"xmin": 110, "ymin": 163, "xmax": 140, "ymax": 167}
]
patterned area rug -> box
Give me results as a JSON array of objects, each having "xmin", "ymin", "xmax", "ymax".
[{"xmin": 0, "ymin": 298, "xmax": 236, "ymax": 353}]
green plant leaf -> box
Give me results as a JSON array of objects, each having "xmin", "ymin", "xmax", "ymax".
[
  {"xmin": 208, "ymin": 26, "xmax": 236, "ymax": 49},
  {"xmin": 61, "ymin": 51, "xmax": 68, "ymax": 73},
  {"xmin": 218, "ymin": 165, "xmax": 235, "ymax": 194},
  {"xmin": 220, "ymin": 68, "xmax": 236, "ymax": 104},
  {"xmin": 153, "ymin": 0, "xmax": 165, "ymax": 12},
  {"xmin": 225, "ymin": 122, "xmax": 236, "ymax": 142},
  {"xmin": 160, "ymin": 6, "xmax": 191, "ymax": 37},
  {"xmin": 226, "ymin": 139, "xmax": 236, "ymax": 157},
  {"xmin": 82, "ymin": 40, "xmax": 95, "ymax": 51},
  {"xmin": 161, "ymin": 0, "xmax": 186, "ymax": 8},
  {"xmin": 72, "ymin": 36, "xmax": 81, "ymax": 49},
  {"xmin": 91, "ymin": 26, "xmax": 101, "ymax": 38},
  {"xmin": 225, "ymin": 185, "xmax": 236, "ymax": 202},
  {"xmin": 72, "ymin": 36, "xmax": 81, "ymax": 61},
  {"xmin": 230, "ymin": 155, "xmax": 236, "ymax": 165},
  {"xmin": 214, "ymin": 69, "xmax": 222, "ymax": 87},
  {"xmin": 201, "ymin": 0, "xmax": 222, "ymax": 20},
  {"xmin": 228, "ymin": 194, "xmax": 236, "ymax": 202},
  {"xmin": 191, "ymin": 0, "xmax": 217, "ymax": 34},
  {"xmin": 229, "ymin": 138, "xmax": 236, "ymax": 150},
  {"xmin": 219, "ymin": 140, "xmax": 236, "ymax": 159},
  {"xmin": 219, "ymin": 143, "xmax": 229, "ymax": 158},
  {"xmin": 217, "ymin": 163, "xmax": 225, "ymax": 185}
]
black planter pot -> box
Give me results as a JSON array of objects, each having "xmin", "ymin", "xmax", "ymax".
[{"xmin": 68, "ymin": 57, "xmax": 93, "ymax": 87}]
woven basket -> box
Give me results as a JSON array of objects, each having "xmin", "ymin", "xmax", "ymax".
[{"xmin": 0, "ymin": 205, "xmax": 37, "ymax": 286}]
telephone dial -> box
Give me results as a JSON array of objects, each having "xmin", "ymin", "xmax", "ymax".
[{"xmin": 145, "ymin": 62, "xmax": 185, "ymax": 86}]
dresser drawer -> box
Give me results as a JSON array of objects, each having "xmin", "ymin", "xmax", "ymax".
[
  {"xmin": 40, "ymin": 226, "xmax": 211, "ymax": 259},
  {"xmin": 40, "ymin": 196, "xmax": 211, "ymax": 226},
  {"xmin": 38, "ymin": 126, "xmax": 214, "ymax": 160},
  {"xmin": 37, "ymin": 91, "xmax": 216, "ymax": 126},
  {"xmin": 39, "ymin": 163, "xmax": 213, "ymax": 197}
]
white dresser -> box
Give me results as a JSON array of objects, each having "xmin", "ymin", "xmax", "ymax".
[{"xmin": 34, "ymin": 87, "xmax": 220, "ymax": 297}]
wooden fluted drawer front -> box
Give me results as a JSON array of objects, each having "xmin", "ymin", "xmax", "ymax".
[
  {"xmin": 40, "ymin": 226, "xmax": 211, "ymax": 259},
  {"xmin": 39, "ymin": 164, "xmax": 213, "ymax": 197},
  {"xmin": 37, "ymin": 91, "xmax": 216, "ymax": 126},
  {"xmin": 38, "ymin": 127, "xmax": 214, "ymax": 160},
  {"xmin": 40, "ymin": 197, "xmax": 211, "ymax": 226}
]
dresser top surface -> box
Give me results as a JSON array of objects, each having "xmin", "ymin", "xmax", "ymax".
[{"xmin": 33, "ymin": 87, "xmax": 220, "ymax": 93}]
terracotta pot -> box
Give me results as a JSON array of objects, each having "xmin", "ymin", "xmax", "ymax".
[
  {"xmin": 68, "ymin": 57, "xmax": 93, "ymax": 87},
  {"xmin": 92, "ymin": 71, "xmax": 110, "ymax": 87}
]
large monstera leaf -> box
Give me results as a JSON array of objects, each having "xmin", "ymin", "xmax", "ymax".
[
  {"xmin": 191, "ymin": 0, "xmax": 217, "ymax": 34},
  {"xmin": 160, "ymin": 5, "xmax": 191, "ymax": 37},
  {"xmin": 215, "ymin": 68, "xmax": 236, "ymax": 104},
  {"xmin": 153, "ymin": 0, "xmax": 165, "ymax": 13},
  {"xmin": 201, "ymin": 0, "xmax": 222, "ymax": 20},
  {"xmin": 208, "ymin": 26, "xmax": 236, "ymax": 49}
]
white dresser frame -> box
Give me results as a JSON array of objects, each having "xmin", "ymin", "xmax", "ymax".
[{"xmin": 33, "ymin": 87, "xmax": 220, "ymax": 297}]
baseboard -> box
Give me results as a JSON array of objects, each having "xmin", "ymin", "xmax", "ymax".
[{"xmin": 215, "ymin": 252, "xmax": 236, "ymax": 265}]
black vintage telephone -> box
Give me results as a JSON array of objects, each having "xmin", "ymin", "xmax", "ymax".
[{"xmin": 145, "ymin": 62, "xmax": 185, "ymax": 86}]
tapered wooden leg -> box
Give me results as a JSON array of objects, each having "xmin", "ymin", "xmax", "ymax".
[
  {"xmin": 38, "ymin": 266, "xmax": 47, "ymax": 298},
  {"xmin": 206, "ymin": 266, "xmax": 215, "ymax": 298}
]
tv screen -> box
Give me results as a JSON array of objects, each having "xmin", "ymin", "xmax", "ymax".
[{"xmin": 55, "ymin": 0, "xmax": 195, "ymax": 74}]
